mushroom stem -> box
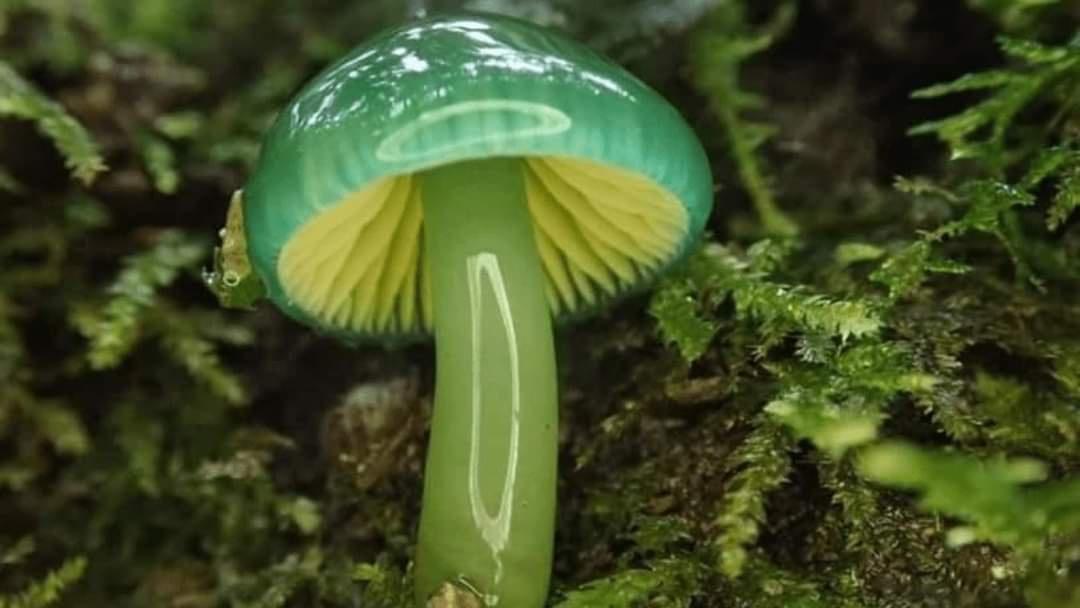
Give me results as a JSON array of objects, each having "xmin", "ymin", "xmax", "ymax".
[{"xmin": 416, "ymin": 158, "xmax": 557, "ymax": 608}]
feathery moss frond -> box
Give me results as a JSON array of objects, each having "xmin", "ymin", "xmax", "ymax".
[
  {"xmin": 1046, "ymin": 151, "xmax": 1079, "ymax": 230},
  {"xmin": 554, "ymin": 558, "xmax": 706, "ymax": 608},
  {"xmin": 0, "ymin": 557, "xmax": 86, "ymax": 608},
  {"xmin": 858, "ymin": 441, "xmax": 1080, "ymax": 555},
  {"xmin": 137, "ymin": 132, "xmax": 180, "ymax": 194},
  {"xmin": 972, "ymin": 371, "xmax": 1080, "ymax": 463},
  {"xmin": 71, "ymin": 230, "xmax": 207, "ymax": 369},
  {"xmin": 766, "ymin": 342, "xmax": 938, "ymax": 455},
  {"xmin": 654, "ymin": 242, "xmax": 881, "ymax": 365},
  {"xmin": 909, "ymin": 34, "xmax": 1080, "ymax": 171},
  {"xmin": 0, "ymin": 61, "xmax": 105, "ymax": 185},
  {"xmin": 692, "ymin": 244, "xmax": 881, "ymax": 343},
  {"xmin": 690, "ymin": 2, "xmax": 798, "ymax": 235},
  {"xmin": 649, "ymin": 277, "xmax": 718, "ymax": 363},
  {"xmin": 153, "ymin": 307, "xmax": 248, "ymax": 405},
  {"xmin": 765, "ymin": 389, "xmax": 881, "ymax": 457},
  {"xmin": 869, "ymin": 240, "xmax": 970, "ymax": 301},
  {"xmin": 713, "ymin": 420, "xmax": 794, "ymax": 578},
  {"xmin": 732, "ymin": 557, "xmax": 867, "ymax": 608}
]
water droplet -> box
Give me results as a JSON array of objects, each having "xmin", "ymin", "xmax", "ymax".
[{"xmin": 202, "ymin": 267, "xmax": 219, "ymax": 288}]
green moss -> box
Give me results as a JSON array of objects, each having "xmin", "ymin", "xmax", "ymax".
[
  {"xmin": 0, "ymin": 61, "xmax": 105, "ymax": 184},
  {"xmin": 0, "ymin": 556, "xmax": 86, "ymax": 608}
]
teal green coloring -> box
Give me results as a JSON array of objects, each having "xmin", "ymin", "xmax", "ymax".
[{"xmin": 243, "ymin": 11, "xmax": 713, "ymax": 340}]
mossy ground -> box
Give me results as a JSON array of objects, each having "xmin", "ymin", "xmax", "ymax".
[{"xmin": 1, "ymin": 1, "xmax": 1078, "ymax": 607}]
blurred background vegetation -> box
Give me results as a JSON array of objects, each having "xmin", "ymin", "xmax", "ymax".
[{"xmin": 1, "ymin": 0, "xmax": 1078, "ymax": 606}]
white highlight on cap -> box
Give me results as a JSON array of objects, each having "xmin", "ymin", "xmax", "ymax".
[{"xmin": 376, "ymin": 99, "xmax": 571, "ymax": 162}]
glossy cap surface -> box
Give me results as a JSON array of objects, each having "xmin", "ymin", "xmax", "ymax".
[{"xmin": 244, "ymin": 12, "xmax": 713, "ymax": 340}]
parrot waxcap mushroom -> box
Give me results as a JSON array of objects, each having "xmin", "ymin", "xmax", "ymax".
[{"xmin": 241, "ymin": 12, "xmax": 712, "ymax": 608}]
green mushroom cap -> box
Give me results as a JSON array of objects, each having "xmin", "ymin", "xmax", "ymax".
[{"xmin": 243, "ymin": 12, "xmax": 713, "ymax": 342}]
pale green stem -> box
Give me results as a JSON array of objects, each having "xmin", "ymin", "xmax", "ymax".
[{"xmin": 415, "ymin": 158, "xmax": 557, "ymax": 608}]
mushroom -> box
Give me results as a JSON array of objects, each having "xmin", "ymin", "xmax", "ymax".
[{"xmin": 241, "ymin": 12, "xmax": 712, "ymax": 608}]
